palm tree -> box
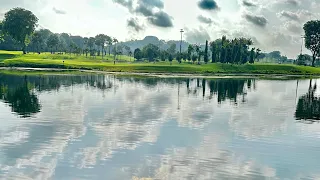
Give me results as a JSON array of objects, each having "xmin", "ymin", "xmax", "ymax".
[{"xmin": 113, "ymin": 38, "xmax": 118, "ymax": 61}]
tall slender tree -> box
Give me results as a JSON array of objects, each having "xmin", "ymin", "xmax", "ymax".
[
  {"xmin": 210, "ymin": 41, "xmax": 217, "ymax": 63},
  {"xmin": 113, "ymin": 38, "xmax": 118, "ymax": 61},
  {"xmin": 204, "ymin": 40, "xmax": 209, "ymax": 64},
  {"xmin": 249, "ymin": 48, "xmax": 255, "ymax": 64}
]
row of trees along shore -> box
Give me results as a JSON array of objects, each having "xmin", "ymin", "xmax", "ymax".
[
  {"xmin": 1, "ymin": 7, "xmax": 320, "ymax": 66},
  {"xmin": 134, "ymin": 37, "xmax": 261, "ymax": 64}
]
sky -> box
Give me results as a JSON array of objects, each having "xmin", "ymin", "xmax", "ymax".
[{"xmin": 0, "ymin": 0, "xmax": 319, "ymax": 58}]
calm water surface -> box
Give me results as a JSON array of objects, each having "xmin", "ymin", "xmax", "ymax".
[{"xmin": 0, "ymin": 73, "xmax": 320, "ymax": 180}]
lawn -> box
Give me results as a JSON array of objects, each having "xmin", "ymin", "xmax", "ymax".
[{"xmin": 1, "ymin": 50, "xmax": 320, "ymax": 75}]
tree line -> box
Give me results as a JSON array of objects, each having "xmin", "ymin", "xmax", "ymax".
[
  {"xmin": 133, "ymin": 37, "xmax": 261, "ymax": 64},
  {"xmin": 0, "ymin": 7, "xmax": 131, "ymax": 60},
  {"xmin": 1, "ymin": 7, "xmax": 320, "ymax": 66}
]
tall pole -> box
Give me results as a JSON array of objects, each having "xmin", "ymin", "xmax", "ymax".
[
  {"xmin": 300, "ymin": 35, "xmax": 305, "ymax": 55},
  {"xmin": 180, "ymin": 29, "xmax": 184, "ymax": 54}
]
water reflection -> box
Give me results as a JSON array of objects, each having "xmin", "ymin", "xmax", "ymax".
[
  {"xmin": 0, "ymin": 74, "xmax": 114, "ymax": 117},
  {"xmin": 0, "ymin": 76, "xmax": 40, "ymax": 117},
  {"xmin": 295, "ymin": 80, "xmax": 320, "ymax": 122},
  {"xmin": 0, "ymin": 73, "xmax": 320, "ymax": 180}
]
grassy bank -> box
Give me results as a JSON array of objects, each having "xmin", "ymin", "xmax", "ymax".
[{"xmin": 1, "ymin": 50, "xmax": 320, "ymax": 75}]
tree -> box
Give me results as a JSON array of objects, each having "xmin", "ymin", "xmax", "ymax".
[
  {"xmin": 47, "ymin": 34, "xmax": 59, "ymax": 54},
  {"xmin": 58, "ymin": 37, "xmax": 67, "ymax": 53},
  {"xmin": 0, "ymin": 21, "xmax": 4, "ymax": 42},
  {"xmin": 204, "ymin": 40, "xmax": 209, "ymax": 64},
  {"xmin": 210, "ymin": 41, "xmax": 217, "ymax": 63},
  {"xmin": 249, "ymin": 48, "xmax": 255, "ymax": 64},
  {"xmin": 2, "ymin": 8, "xmax": 38, "ymax": 54},
  {"xmin": 69, "ymin": 41, "xmax": 77, "ymax": 55},
  {"xmin": 296, "ymin": 54, "xmax": 311, "ymax": 65},
  {"xmin": 124, "ymin": 45, "xmax": 131, "ymax": 56},
  {"xmin": 134, "ymin": 48, "xmax": 143, "ymax": 61},
  {"xmin": 160, "ymin": 50, "xmax": 168, "ymax": 61},
  {"xmin": 83, "ymin": 37, "xmax": 89, "ymax": 57},
  {"xmin": 142, "ymin": 43, "xmax": 159, "ymax": 62},
  {"xmin": 106, "ymin": 36, "xmax": 112, "ymax": 55},
  {"xmin": 194, "ymin": 44, "xmax": 201, "ymax": 64},
  {"xmin": 30, "ymin": 31, "xmax": 44, "ymax": 53},
  {"xmin": 166, "ymin": 43, "xmax": 177, "ymax": 63},
  {"xmin": 255, "ymin": 48, "xmax": 261, "ymax": 58},
  {"xmin": 304, "ymin": 20, "xmax": 320, "ymax": 67},
  {"xmin": 87, "ymin": 37, "xmax": 95, "ymax": 56},
  {"xmin": 113, "ymin": 38, "xmax": 118, "ymax": 60},
  {"xmin": 187, "ymin": 44, "xmax": 194, "ymax": 61},
  {"xmin": 269, "ymin": 51, "xmax": 281, "ymax": 60},
  {"xmin": 220, "ymin": 36, "xmax": 227, "ymax": 63},
  {"xmin": 95, "ymin": 34, "xmax": 108, "ymax": 59},
  {"xmin": 192, "ymin": 54, "xmax": 197, "ymax": 64},
  {"xmin": 176, "ymin": 53, "xmax": 182, "ymax": 63},
  {"xmin": 168, "ymin": 54, "xmax": 174, "ymax": 65}
]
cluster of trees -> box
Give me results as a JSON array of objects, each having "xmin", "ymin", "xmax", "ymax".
[
  {"xmin": 256, "ymin": 51, "xmax": 292, "ymax": 63},
  {"xmin": 0, "ymin": 8, "xmax": 132, "ymax": 60},
  {"xmin": 134, "ymin": 36, "xmax": 261, "ymax": 64}
]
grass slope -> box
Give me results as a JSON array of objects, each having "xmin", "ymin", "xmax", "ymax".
[{"xmin": 1, "ymin": 50, "xmax": 320, "ymax": 75}]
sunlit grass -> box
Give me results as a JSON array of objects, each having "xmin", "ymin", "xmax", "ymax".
[{"xmin": 1, "ymin": 50, "xmax": 320, "ymax": 75}]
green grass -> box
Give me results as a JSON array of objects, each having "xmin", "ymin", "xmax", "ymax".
[{"xmin": 1, "ymin": 50, "xmax": 320, "ymax": 75}]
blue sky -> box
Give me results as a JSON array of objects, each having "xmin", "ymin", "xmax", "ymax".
[{"xmin": 0, "ymin": 0, "xmax": 319, "ymax": 58}]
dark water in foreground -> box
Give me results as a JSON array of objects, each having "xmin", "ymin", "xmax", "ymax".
[{"xmin": 0, "ymin": 73, "xmax": 320, "ymax": 180}]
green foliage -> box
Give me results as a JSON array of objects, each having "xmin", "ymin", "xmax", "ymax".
[
  {"xmin": 176, "ymin": 53, "xmax": 182, "ymax": 63},
  {"xmin": 168, "ymin": 54, "xmax": 173, "ymax": 63},
  {"xmin": 95, "ymin": 34, "xmax": 110, "ymax": 59},
  {"xmin": 134, "ymin": 48, "xmax": 143, "ymax": 60},
  {"xmin": 0, "ymin": 21, "xmax": 4, "ymax": 42},
  {"xmin": 192, "ymin": 54, "xmax": 197, "ymax": 63},
  {"xmin": 167, "ymin": 43, "xmax": 176, "ymax": 56},
  {"xmin": 87, "ymin": 37, "xmax": 95, "ymax": 56},
  {"xmin": 249, "ymin": 48, "xmax": 255, "ymax": 64},
  {"xmin": 297, "ymin": 54, "xmax": 312, "ymax": 65},
  {"xmin": 142, "ymin": 43, "xmax": 159, "ymax": 62},
  {"xmin": 160, "ymin": 50, "xmax": 168, "ymax": 61},
  {"xmin": 303, "ymin": 20, "xmax": 320, "ymax": 66},
  {"xmin": 187, "ymin": 44, "xmax": 194, "ymax": 60},
  {"xmin": 204, "ymin": 40, "xmax": 209, "ymax": 63},
  {"xmin": 2, "ymin": 8, "xmax": 38, "ymax": 54},
  {"xmin": 47, "ymin": 34, "xmax": 59, "ymax": 53},
  {"xmin": 210, "ymin": 41, "xmax": 217, "ymax": 63}
]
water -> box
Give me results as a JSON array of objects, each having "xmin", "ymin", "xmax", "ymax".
[{"xmin": 0, "ymin": 73, "xmax": 320, "ymax": 180}]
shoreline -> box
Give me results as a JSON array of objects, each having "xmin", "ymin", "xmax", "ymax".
[{"xmin": 0, "ymin": 67, "xmax": 318, "ymax": 79}]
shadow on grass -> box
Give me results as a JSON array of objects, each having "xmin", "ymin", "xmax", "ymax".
[{"xmin": 0, "ymin": 54, "xmax": 16, "ymax": 62}]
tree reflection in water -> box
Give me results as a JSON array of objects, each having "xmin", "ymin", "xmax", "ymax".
[
  {"xmin": 0, "ymin": 77, "xmax": 40, "ymax": 118},
  {"xmin": 0, "ymin": 74, "xmax": 114, "ymax": 118},
  {"xmin": 0, "ymin": 72, "xmax": 256, "ymax": 117},
  {"xmin": 295, "ymin": 79, "xmax": 320, "ymax": 123}
]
